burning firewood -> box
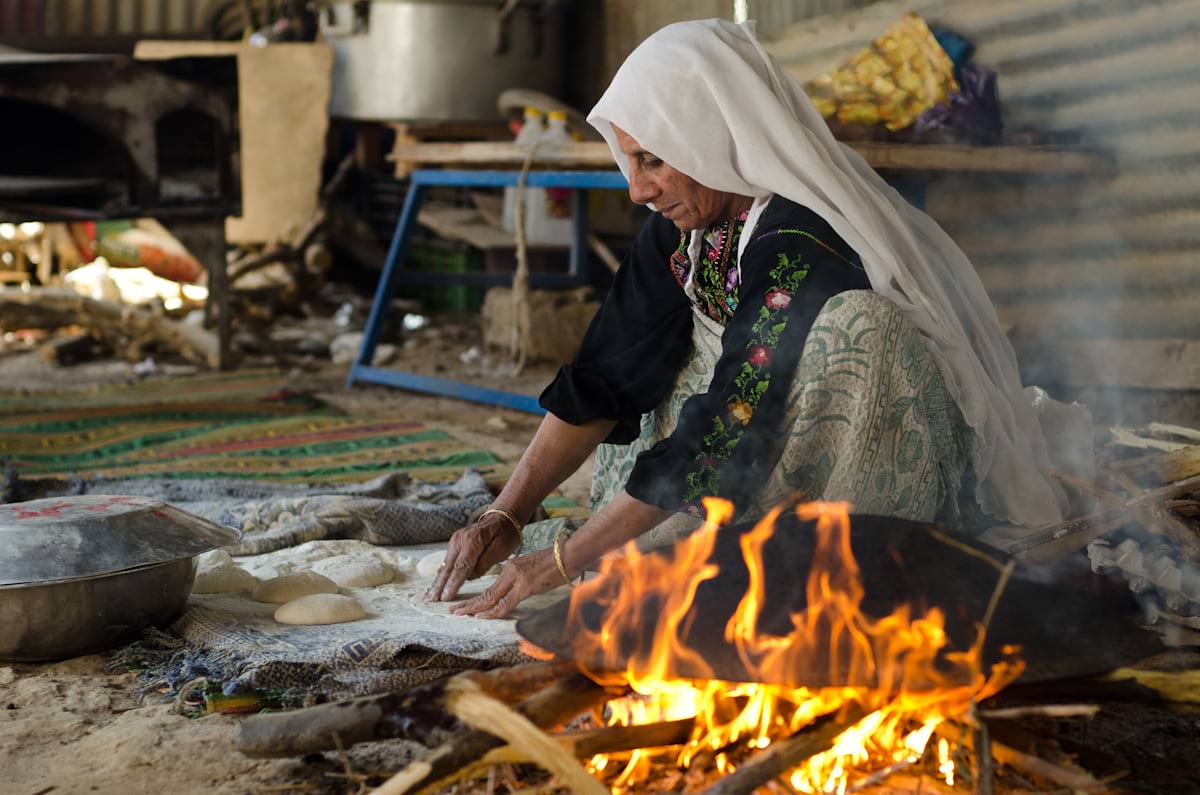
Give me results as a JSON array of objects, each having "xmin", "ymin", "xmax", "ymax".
[
  {"xmin": 558, "ymin": 717, "xmax": 695, "ymax": 758},
  {"xmin": 697, "ymin": 704, "xmax": 869, "ymax": 795}
]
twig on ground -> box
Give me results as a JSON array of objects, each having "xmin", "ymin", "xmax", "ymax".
[{"xmin": 978, "ymin": 704, "xmax": 1100, "ymax": 720}]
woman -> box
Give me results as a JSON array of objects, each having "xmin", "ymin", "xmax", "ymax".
[{"xmin": 426, "ymin": 19, "xmax": 1080, "ymax": 618}]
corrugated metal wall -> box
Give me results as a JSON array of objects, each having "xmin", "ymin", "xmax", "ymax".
[
  {"xmin": 15, "ymin": 0, "xmax": 211, "ymax": 35},
  {"xmin": 750, "ymin": 0, "xmax": 878, "ymax": 40},
  {"xmin": 767, "ymin": 0, "xmax": 1200, "ymax": 347}
]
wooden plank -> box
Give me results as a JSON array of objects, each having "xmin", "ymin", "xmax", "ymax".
[
  {"xmin": 387, "ymin": 141, "xmax": 614, "ymax": 168},
  {"xmin": 1013, "ymin": 338, "xmax": 1200, "ymax": 391},
  {"xmin": 386, "ymin": 140, "xmax": 1109, "ymax": 175},
  {"xmin": 850, "ymin": 141, "xmax": 1110, "ymax": 174}
]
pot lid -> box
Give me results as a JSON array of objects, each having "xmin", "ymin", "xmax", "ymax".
[{"xmin": 0, "ymin": 495, "xmax": 242, "ymax": 587}]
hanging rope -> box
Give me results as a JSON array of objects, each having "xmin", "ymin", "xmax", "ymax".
[{"xmin": 509, "ymin": 143, "xmax": 541, "ymax": 374}]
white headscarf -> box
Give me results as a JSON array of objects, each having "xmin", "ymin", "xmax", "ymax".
[{"xmin": 588, "ymin": 18, "xmax": 1070, "ymax": 528}]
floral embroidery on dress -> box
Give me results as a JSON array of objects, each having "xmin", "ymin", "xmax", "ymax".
[
  {"xmin": 682, "ymin": 249, "xmax": 813, "ymax": 503},
  {"xmin": 693, "ymin": 211, "xmax": 749, "ymax": 323},
  {"xmin": 665, "ymin": 210, "xmax": 750, "ymax": 324}
]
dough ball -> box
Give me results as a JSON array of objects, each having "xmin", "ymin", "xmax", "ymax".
[
  {"xmin": 252, "ymin": 571, "xmax": 338, "ymax": 604},
  {"xmin": 314, "ymin": 556, "xmax": 396, "ymax": 588},
  {"xmin": 192, "ymin": 563, "xmax": 256, "ymax": 594},
  {"xmin": 197, "ymin": 548, "xmax": 234, "ymax": 571},
  {"xmin": 417, "ymin": 550, "xmax": 445, "ymax": 578},
  {"xmin": 274, "ymin": 593, "xmax": 367, "ymax": 625}
]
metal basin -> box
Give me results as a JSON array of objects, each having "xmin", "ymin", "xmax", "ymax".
[
  {"xmin": 0, "ymin": 557, "xmax": 198, "ymax": 662},
  {"xmin": 0, "ymin": 495, "xmax": 240, "ymax": 662}
]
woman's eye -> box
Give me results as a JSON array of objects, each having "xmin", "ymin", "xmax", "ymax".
[{"xmin": 643, "ymin": 156, "xmax": 663, "ymax": 168}]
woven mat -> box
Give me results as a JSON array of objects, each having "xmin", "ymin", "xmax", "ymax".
[
  {"xmin": 0, "ymin": 371, "xmax": 589, "ymax": 523},
  {"xmin": 0, "ymin": 370, "xmax": 505, "ymax": 485}
]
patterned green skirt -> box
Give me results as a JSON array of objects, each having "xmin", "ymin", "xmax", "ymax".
[{"xmin": 527, "ymin": 290, "xmax": 979, "ymax": 550}]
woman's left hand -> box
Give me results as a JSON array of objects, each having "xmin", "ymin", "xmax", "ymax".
[{"xmin": 449, "ymin": 548, "xmax": 570, "ymax": 619}]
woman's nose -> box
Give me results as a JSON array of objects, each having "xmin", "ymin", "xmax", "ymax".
[{"xmin": 627, "ymin": 168, "xmax": 657, "ymax": 205}]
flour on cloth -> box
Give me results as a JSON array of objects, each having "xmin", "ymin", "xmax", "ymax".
[{"xmin": 169, "ymin": 539, "xmax": 563, "ymax": 697}]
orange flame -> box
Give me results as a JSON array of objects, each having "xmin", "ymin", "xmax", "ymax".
[{"xmin": 567, "ymin": 499, "xmax": 1023, "ymax": 793}]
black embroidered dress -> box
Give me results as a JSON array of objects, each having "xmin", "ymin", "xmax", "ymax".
[{"xmin": 540, "ymin": 196, "xmax": 871, "ymax": 513}]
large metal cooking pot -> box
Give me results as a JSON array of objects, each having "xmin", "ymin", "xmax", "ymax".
[
  {"xmin": 321, "ymin": 0, "xmax": 565, "ymax": 121},
  {"xmin": 0, "ymin": 496, "xmax": 241, "ymax": 662}
]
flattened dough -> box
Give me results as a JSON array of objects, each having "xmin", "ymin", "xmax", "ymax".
[
  {"xmin": 313, "ymin": 556, "xmax": 396, "ymax": 588},
  {"xmin": 274, "ymin": 593, "xmax": 367, "ymax": 625},
  {"xmin": 253, "ymin": 571, "xmax": 338, "ymax": 604},
  {"xmin": 192, "ymin": 564, "xmax": 257, "ymax": 594}
]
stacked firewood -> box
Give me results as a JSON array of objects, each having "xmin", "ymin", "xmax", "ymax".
[{"xmin": 1065, "ymin": 423, "xmax": 1200, "ymax": 622}]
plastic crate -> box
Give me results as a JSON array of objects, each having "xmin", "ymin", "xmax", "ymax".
[{"xmin": 400, "ymin": 238, "xmax": 485, "ymax": 313}]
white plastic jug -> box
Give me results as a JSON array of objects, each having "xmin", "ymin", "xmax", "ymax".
[{"xmin": 502, "ymin": 108, "xmax": 574, "ymax": 246}]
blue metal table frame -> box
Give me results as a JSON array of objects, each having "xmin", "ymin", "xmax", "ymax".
[{"xmin": 348, "ymin": 168, "xmax": 630, "ymax": 414}]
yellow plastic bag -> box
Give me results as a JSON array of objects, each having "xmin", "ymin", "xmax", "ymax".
[{"xmin": 806, "ymin": 13, "xmax": 958, "ymax": 133}]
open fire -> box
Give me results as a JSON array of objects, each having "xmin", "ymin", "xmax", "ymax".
[{"xmin": 566, "ymin": 499, "xmax": 1025, "ymax": 793}]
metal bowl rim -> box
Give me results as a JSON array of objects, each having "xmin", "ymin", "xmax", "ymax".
[{"xmin": 0, "ymin": 556, "xmax": 196, "ymax": 590}]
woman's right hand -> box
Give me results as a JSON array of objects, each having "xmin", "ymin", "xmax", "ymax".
[{"xmin": 424, "ymin": 511, "xmax": 522, "ymax": 603}]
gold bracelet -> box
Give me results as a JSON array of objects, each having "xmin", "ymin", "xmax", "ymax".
[
  {"xmin": 553, "ymin": 529, "xmax": 576, "ymax": 588},
  {"xmin": 481, "ymin": 507, "xmax": 524, "ymax": 549}
]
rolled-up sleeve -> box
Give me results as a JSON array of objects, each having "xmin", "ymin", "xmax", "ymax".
[{"xmin": 539, "ymin": 213, "xmax": 693, "ymax": 443}]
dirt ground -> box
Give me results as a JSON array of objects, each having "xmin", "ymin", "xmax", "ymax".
[{"xmin": 4, "ymin": 342, "xmax": 1200, "ymax": 795}]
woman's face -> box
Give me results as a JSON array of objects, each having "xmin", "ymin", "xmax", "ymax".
[{"xmin": 613, "ymin": 125, "xmax": 749, "ymax": 231}]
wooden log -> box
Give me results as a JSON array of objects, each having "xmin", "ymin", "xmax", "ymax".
[
  {"xmin": 1148, "ymin": 423, "xmax": 1200, "ymax": 444},
  {"xmin": 1005, "ymin": 472, "xmax": 1200, "ymax": 563},
  {"xmin": 1051, "ymin": 468, "xmax": 1200, "ymax": 559},
  {"xmin": 0, "ymin": 287, "xmax": 218, "ymax": 368},
  {"xmin": 1110, "ymin": 427, "xmax": 1190, "ymax": 453},
  {"xmin": 440, "ymin": 677, "xmax": 608, "ymax": 795},
  {"xmin": 698, "ymin": 705, "xmax": 869, "ymax": 795},
  {"xmin": 370, "ymin": 670, "xmax": 621, "ymax": 795},
  {"xmin": 561, "ymin": 717, "xmax": 694, "ymax": 758},
  {"xmin": 237, "ymin": 661, "xmax": 577, "ymax": 758},
  {"xmin": 37, "ymin": 332, "xmax": 106, "ymax": 366},
  {"xmin": 1151, "ymin": 446, "xmax": 1200, "ymax": 485}
]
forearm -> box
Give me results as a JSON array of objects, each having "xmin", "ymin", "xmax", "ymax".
[
  {"xmin": 492, "ymin": 412, "xmax": 617, "ymax": 523},
  {"xmin": 559, "ymin": 490, "xmax": 670, "ymax": 575}
]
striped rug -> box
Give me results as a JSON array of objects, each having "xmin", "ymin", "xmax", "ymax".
[
  {"xmin": 0, "ymin": 369, "xmax": 587, "ymax": 518},
  {"xmin": 0, "ymin": 369, "xmax": 498, "ymax": 483}
]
